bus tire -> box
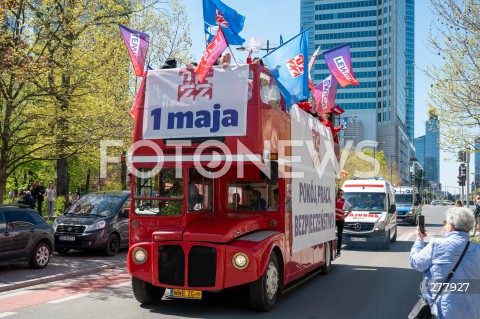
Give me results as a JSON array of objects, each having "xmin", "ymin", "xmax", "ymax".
[
  {"xmin": 131, "ymin": 276, "xmax": 165, "ymax": 304},
  {"xmin": 391, "ymin": 226, "xmax": 397, "ymax": 243},
  {"xmin": 321, "ymin": 241, "xmax": 332, "ymax": 275},
  {"xmin": 381, "ymin": 230, "xmax": 391, "ymax": 250},
  {"xmin": 250, "ymin": 252, "xmax": 280, "ymax": 312}
]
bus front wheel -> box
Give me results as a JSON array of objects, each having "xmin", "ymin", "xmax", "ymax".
[
  {"xmin": 132, "ymin": 277, "xmax": 166, "ymax": 304},
  {"xmin": 250, "ymin": 252, "xmax": 280, "ymax": 312}
]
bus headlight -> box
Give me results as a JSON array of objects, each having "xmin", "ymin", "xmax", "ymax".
[
  {"xmin": 132, "ymin": 247, "xmax": 147, "ymax": 264},
  {"xmin": 232, "ymin": 252, "xmax": 249, "ymax": 270}
]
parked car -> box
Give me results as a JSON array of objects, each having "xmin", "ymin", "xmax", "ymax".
[
  {"xmin": 431, "ymin": 200, "xmax": 443, "ymax": 206},
  {"xmin": 53, "ymin": 191, "xmax": 130, "ymax": 256},
  {"xmin": 443, "ymin": 200, "xmax": 454, "ymax": 206},
  {"xmin": 0, "ymin": 204, "xmax": 54, "ymax": 268}
]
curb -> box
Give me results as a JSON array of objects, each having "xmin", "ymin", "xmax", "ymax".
[{"xmin": 0, "ymin": 261, "xmax": 127, "ymax": 293}]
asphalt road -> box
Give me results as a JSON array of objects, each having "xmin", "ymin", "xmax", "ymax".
[{"xmin": 0, "ymin": 205, "xmax": 455, "ymax": 319}]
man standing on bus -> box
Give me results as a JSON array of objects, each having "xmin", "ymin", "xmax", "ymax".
[{"xmin": 335, "ymin": 188, "xmax": 353, "ymax": 257}]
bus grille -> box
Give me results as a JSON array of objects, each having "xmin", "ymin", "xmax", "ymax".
[
  {"xmin": 188, "ymin": 246, "xmax": 217, "ymax": 287},
  {"xmin": 158, "ymin": 245, "xmax": 185, "ymax": 286}
]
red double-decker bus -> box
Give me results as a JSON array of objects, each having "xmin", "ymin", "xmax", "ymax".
[{"xmin": 127, "ymin": 64, "xmax": 338, "ymax": 311}]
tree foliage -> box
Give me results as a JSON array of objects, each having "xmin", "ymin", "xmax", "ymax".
[
  {"xmin": 0, "ymin": 0, "xmax": 192, "ymax": 202},
  {"xmin": 426, "ymin": 0, "xmax": 480, "ymax": 152}
]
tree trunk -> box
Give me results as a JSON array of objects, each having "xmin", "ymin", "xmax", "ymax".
[
  {"xmin": 56, "ymin": 157, "xmax": 69, "ymax": 196},
  {"xmin": 85, "ymin": 168, "xmax": 90, "ymax": 193}
]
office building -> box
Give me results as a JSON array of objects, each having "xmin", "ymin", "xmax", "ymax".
[
  {"xmin": 414, "ymin": 135, "xmax": 425, "ymax": 168},
  {"xmin": 300, "ymin": 0, "xmax": 415, "ymax": 183}
]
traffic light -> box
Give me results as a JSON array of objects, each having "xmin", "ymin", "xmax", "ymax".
[
  {"xmin": 460, "ymin": 163, "xmax": 466, "ymax": 177},
  {"xmin": 458, "ymin": 176, "xmax": 463, "ymax": 186}
]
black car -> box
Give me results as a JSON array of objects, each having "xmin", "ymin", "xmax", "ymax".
[
  {"xmin": 53, "ymin": 191, "xmax": 130, "ymax": 256},
  {"xmin": 0, "ymin": 205, "xmax": 54, "ymax": 268}
]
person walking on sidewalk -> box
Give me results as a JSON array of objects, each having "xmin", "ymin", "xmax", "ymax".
[
  {"xmin": 335, "ymin": 188, "xmax": 353, "ymax": 257},
  {"xmin": 35, "ymin": 181, "xmax": 46, "ymax": 216},
  {"xmin": 46, "ymin": 183, "xmax": 56, "ymax": 219}
]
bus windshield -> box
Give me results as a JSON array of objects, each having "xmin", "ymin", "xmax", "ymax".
[
  {"xmin": 343, "ymin": 192, "xmax": 386, "ymax": 211},
  {"xmin": 395, "ymin": 194, "xmax": 413, "ymax": 205}
]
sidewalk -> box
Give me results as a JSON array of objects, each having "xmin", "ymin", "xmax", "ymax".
[{"xmin": 0, "ymin": 250, "xmax": 127, "ymax": 293}]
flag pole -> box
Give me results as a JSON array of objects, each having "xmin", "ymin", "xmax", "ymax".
[{"xmin": 228, "ymin": 45, "xmax": 240, "ymax": 67}]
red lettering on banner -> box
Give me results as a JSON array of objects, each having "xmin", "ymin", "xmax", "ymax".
[
  {"xmin": 285, "ymin": 54, "xmax": 305, "ymax": 78},
  {"xmin": 178, "ymin": 69, "xmax": 213, "ymax": 101},
  {"xmin": 215, "ymin": 9, "xmax": 228, "ymax": 27}
]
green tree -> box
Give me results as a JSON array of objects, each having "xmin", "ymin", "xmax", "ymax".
[{"xmin": 425, "ymin": 0, "xmax": 480, "ymax": 152}]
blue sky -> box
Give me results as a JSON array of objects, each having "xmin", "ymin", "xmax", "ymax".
[{"xmin": 183, "ymin": 0, "xmax": 465, "ymax": 190}]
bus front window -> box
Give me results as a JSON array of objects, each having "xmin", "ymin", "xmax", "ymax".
[{"xmin": 188, "ymin": 167, "xmax": 213, "ymax": 212}]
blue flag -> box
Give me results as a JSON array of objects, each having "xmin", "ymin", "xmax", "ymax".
[
  {"xmin": 342, "ymin": 118, "xmax": 348, "ymax": 129},
  {"xmin": 203, "ymin": 0, "xmax": 245, "ymax": 45},
  {"xmin": 262, "ymin": 30, "xmax": 309, "ymax": 109}
]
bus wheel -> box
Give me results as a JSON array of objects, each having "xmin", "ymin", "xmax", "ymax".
[
  {"xmin": 321, "ymin": 241, "xmax": 332, "ymax": 275},
  {"xmin": 131, "ymin": 277, "xmax": 166, "ymax": 304},
  {"xmin": 250, "ymin": 252, "xmax": 279, "ymax": 312},
  {"xmin": 381, "ymin": 230, "xmax": 391, "ymax": 250}
]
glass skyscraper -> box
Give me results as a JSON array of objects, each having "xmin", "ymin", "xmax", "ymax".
[
  {"xmin": 424, "ymin": 112, "xmax": 440, "ymax": 184},
  {"xmin": 414, "ymin": 136, "xmax": 425, "ymax": 169},
  {"xmin": 300, "ymin": 0, "xmax": 415, "ymax": 183}
]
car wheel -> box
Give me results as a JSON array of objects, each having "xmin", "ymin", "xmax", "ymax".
[
  {"xmin": 105, "ymin": 234, "xmax": 120, "ymax": 257},
  {"xmin": 55, "ymin": 247, "xmax": 70, "ymax": 255},
  {"xmin": 131, "ymin": 277, "xmax": 166, "ymax": 304},
  {"xmin": 250, "ymin": 252, "xmax": 280, "ymax": 312},
  {"xmin": 381, "ymin": 230, "xmax": 391, "ymax": 250},
  {"xmin": 29, "ymin": 242, "xmax": 51, "ymax": 269},
  {"xmin": 321, "ymin": 241, "xmax": 332, "ymax": 275}
]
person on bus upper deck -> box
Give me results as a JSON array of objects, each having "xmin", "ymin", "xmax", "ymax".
[
  {"xmin": 335, "ymin": 188, "xmax": 353, "ymax": 257},
  {"xmin": 318, "ymin": 112, "xmax": 342, "ymax": 146},
  {"xmin": 160, "ymin": 58, "xmax": 177, "ymax": 69},
  {"xmin": 218, "ymin": 52, "xmax": 231, "ymax": 68}
]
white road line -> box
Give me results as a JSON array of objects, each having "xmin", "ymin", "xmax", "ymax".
[
  {"xmin": 398, "ymin": 231, "xmax": 414, "ymax": 242},
  {"xmin": 0, "ymin": 312, "xmax": 16, "ymax": 318},
  {"xmin": 47, "ymin": 293, "xmax": 89, "ymax": 304}
]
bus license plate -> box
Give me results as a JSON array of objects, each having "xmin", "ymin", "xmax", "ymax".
[
  {"xmin": 59, "ymin": 236, "xmax": 75, "ymax": 241},
  {"xmin": 170, "ymin": 289, "xmax": 202, "ymax": 300},
  {"xmin": 351, "ymin": 237, "xmax": 366, "ymax": 242}
]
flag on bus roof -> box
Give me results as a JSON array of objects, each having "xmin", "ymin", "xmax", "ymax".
[
  {"xmin": 130, "ymin": 74, "xmax": 147, "ymax": 118},
  {"xmin": 119, "ymin": 24, "xmax": 149, "ymax": 77},
  {"xmin": 262, "ymin": 29, "xmax": 309, "ymax": 109},
  {"xmin": 203, "ymin": 0, "xmax": 245, "ymax": 45},
  {"xmin": 313, "ymin": 74, "xmax": 338, "ymax": 114},
  {"xmin": 341, "ymin": 117, "xmax": 348, "ymax": 130},
  {"xmin": 323, "ymin": 43, "xmax": 359, "ymax": 87},
  {"xmin": 196, "ymin": 27, "xmax": 228, "ymax": 83},
  {"xmin": 331, "ymin": 105, "xmax": 345, "ymax": 115}
]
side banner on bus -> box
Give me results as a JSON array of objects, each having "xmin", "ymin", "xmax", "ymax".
[
  {"xmin": 290, "ymin": 105, "xmax": 336, "ymax": 252},
  {"xmin": 143, "ymin": 65, "xmax": 249, "ymax": 139}
]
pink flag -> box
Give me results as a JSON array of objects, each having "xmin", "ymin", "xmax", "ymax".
[
  {"xmin": 313, "ymin": 75, "xmax": 339, "ymax": 113},
  {"xmin": 196, "ymin": 27, "xmax": 228, "ymax": 83},
  {"xmin": 130, "ymin": 75, "xmax": 147, "ymax": 118},
  {"xmin": 323, "ymin": 43, "xmax": 359, "ymax": 87},
  {"xmin": 331, "ymin": 105, "xmax": 345, "ymax": 115},
  {"xmin": 119, "ymin": 24, "xmax": 149, "ymax": 77}
]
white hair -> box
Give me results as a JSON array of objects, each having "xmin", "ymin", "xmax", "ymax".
[{"xmin": 445, "ymin": 206, "xmax": 475, "ymax": 232}]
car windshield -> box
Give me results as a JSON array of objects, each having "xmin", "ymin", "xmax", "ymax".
[
  {"xmin": 66, "ymin": 194, "xmax": 124, "ymax": 217},
  {"xmin": 395, "ymin": 194, "xmax": 413, "ymax": 205},
  {"xmin": 344, "ymin": 192, "xmax": 386, "ymax": 211}
]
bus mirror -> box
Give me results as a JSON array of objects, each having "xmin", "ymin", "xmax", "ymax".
[{"xmin": 260, "ymin": 161, "xmax": 278, "ymax": 185}]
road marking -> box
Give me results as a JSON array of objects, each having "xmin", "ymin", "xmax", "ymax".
[
  {"xmin": 0, "ymin": 312, "xmax": 16, "ymax": 318},
  {"xmin": 0, "ymin": 271, "xmax": 130, "ymax": 313},
  {"xmin": 47, "ymin": 293, "xmax": 89, "ymax": 304},
  {"xmin": 0, "ymin": 291, "xmax": 29, "ymax": 300},
  {"xmin": 398, "ymin": 231, "xmax": 414, "ymax": 242}
]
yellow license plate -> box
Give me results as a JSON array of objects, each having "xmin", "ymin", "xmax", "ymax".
[{"xmin": 171, "ymin": 289, "xmax": 202, "ymax": 300}]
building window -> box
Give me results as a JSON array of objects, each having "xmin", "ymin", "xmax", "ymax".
[
  {"xmin": 378, "ymin": 39, "xmax": 382, "ymax": 46},
  {"xmin": 378, "ymin": 70, "xmax": 382, "ymax": 77},
  {"xmin": 378, "ymin": 101, "xmax": 382, "ymax": 109},
  {"xmin": 378, "ymin": 91, "xmax": 382, "ymax": 98},
  {"xmin": 378, "ymin": 113, "xmax": 382, "ymax": 122},
  {"xmin": 377, "ymin": 60, "xmax": 382, "ymax": 67}
]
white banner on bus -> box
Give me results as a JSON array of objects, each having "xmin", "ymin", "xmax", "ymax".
[
  {"xmin": 290, "ymin": 105, "xmax": 336, "ymax": 253},
  {"xmin": 143, "ymin": 65, "xmax": 249, "ymax": 139}
]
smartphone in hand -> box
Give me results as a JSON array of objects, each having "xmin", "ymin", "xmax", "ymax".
[{"xmin": 418, "ymin": 215, "xmax": 425, "ymax": 234}]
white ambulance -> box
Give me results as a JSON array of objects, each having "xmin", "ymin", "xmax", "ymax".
[{"xmin": 341, "ymin": 178, "xmax": 397, "ymax": 249}]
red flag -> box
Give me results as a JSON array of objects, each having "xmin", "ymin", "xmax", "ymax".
[
  {"xmin": 331, "ymin": 105, "xmax": 345, "ymax": 115},
  {"xmin": 119, "ymin": 24, "xmax": 149, "ymax": 77},
  {"xmin": 196, "ymin": 27, "xmax": 228, "ymax": 83},
  {"xmin": 130, "ymin": 75, "xmax": 147, "ymax": 118}
]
